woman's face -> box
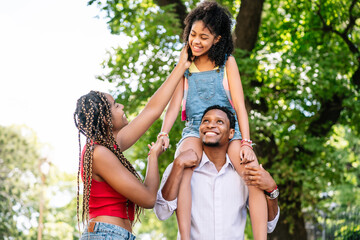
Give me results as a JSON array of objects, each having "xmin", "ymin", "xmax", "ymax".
[
  {"xmin": 188, "ymin": 20, "xmax": 220, "ymax": 58},
  {"xmin": 105, "ymin": 94, "xmax": 128, "ymax": 131}
]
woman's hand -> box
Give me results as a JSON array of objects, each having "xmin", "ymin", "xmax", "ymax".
[
  {"xmin": 148, "ymin": 137, "xmax": 166, "ymax": 158},
  {"xmin": 178, "ymin": 43, "xmax": 191, "ymax": 69}
]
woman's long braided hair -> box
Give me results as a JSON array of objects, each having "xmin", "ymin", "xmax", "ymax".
[{"xmin": 74, "ymin": 91, "xmax": 142, "ymax": 228}]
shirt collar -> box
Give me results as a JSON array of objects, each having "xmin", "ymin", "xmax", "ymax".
[
  {"xmin": 197, "ymin": 152, "xmax": 210, "ymax": 169},
  {"xmin": 225, "ymin": 154, "xmax": 235, "ymax": 170},
  {"xmin": 198, "ymin": 152, "xmax": 235, "ymax": 170}
]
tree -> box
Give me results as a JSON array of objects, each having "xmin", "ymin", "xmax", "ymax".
[
  {"xmin": 0, "ymin": 125, "xmax": 80, "ymax": 239},
  {"xmin": 38, "ymin": 169, "xmax": 80, "ymax": 240},
  {"xmin": 88, "ymin": 0, "xmax": 360, "ymax": 239},
  {"xmin": 0, "ymin": 125, "xmax": 41, "ymax": 238}
]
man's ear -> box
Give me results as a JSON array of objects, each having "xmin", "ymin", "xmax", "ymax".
[
  {"xmin": 228, "ymin": 128, "xmax": 235, "ymax": 140},
  {"xmin": 214, "ymin": 35, "xmax": 221, "ymax": 44}
]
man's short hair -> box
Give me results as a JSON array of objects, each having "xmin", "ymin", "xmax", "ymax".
[{"xmin": 201, "ymin": 105, "xmax": 235, "ymax": 129}]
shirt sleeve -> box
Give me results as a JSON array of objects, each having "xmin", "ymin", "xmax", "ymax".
[
  {"xmin": 153, "ymin": 163, "xmax": 178, "ymax": 221},
  {"xmin": 267, "ymin": 206, "xmax": 280, "ymax": 233}
]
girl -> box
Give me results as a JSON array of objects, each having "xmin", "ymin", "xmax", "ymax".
[
  {"xmin": 159, "ymin": 1, "xmax": 267, "ymax": 239},
  {"xmin": 74, "ymin": 46, "xmax": 191, "ymax": 239}
]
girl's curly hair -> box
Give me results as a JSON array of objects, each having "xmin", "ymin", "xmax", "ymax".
[{"xmin": 183, "ymin": 1, "xmax": 234, "ymax": 67}]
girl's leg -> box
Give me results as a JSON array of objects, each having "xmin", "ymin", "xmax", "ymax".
[
  {"xmin": 228, "ymin": 140, "xmax": 267, "ymax": 240},
  {"xmin": 175, "ymin": 137, "xmax": 202, "ymax": 240}
]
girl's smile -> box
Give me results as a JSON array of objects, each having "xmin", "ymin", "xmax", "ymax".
[{"xmin": 189, "ymin": 20, "xmax": 220, "ymax": 57}]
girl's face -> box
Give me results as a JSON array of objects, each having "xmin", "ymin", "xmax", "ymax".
[
  {"xmin": 105, "ymin": 94, "xmax": 128, "ymax": 131},
  {"xmin": 188, "ymin": 20, "xmax": 220, "ymax": 58}
]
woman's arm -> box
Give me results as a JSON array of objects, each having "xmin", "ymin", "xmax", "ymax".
[
  {"xmin": 117, "ymin": 47, "xmax": 190, "ymax": 151},
  {"xmin": 92, "ymin": 138, "xmax": 165, "ymax": 208}
]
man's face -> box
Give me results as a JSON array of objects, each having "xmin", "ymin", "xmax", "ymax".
[{"xmin": 199, "ymin": 109, "xmax": 234, "ymax": 147}]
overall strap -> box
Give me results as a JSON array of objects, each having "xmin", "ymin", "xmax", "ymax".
[
  {"xmin": 182, "ymin": 69, "xmax": 190, "ymax": 121},
  {"xmin": 222, "ymin": 54, "xmax": 235, "ymax": 108}
]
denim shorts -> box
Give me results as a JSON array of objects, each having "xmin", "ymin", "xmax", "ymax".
[
  {"xmin": 177, "ymin": 118, "xmax": 242, "ymax": 147},
  {"xmin": 81, "ymin": 222, "xmax": 136, "ymax": 240}
]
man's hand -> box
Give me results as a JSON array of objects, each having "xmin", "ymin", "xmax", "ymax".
[
  {"xmin": 244, "ymin": 164, "xmax": 277, "ymax": 192},
  {"xmin": 174, "ymin": 149, "xmax": 199, "ymax": 169},
  {"xmin": 244, "ymin": 164, "xmax": 280, "ymax": 222},
  {"xmin": 161, "ymin": 149, "xmax": 199, "ymax": 201}
]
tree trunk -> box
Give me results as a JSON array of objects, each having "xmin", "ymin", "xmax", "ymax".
[
  {"xmin": 268, "ymin": 188, "xmax": 308, "ymax": 240},
  {"xmin": 234, "ymin": 0, "xmax": 309, "ymax": 239},
  {"xmin": 234, "ymin": 0, "xmax": 264, "ymax": 51}
]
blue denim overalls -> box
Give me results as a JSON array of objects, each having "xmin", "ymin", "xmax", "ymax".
[{"xmin": 178, "ymin": 63, "xmax": 242, "ymax": 146}]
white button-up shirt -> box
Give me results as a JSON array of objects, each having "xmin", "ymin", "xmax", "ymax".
[{"xmin": 154, "ymin": 153, "xmax": 280, "ymax": 240}]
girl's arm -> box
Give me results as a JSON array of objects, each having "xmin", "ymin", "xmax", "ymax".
[
  {"xmin": 92, "ymin": 138, "xmax": 165, "ymax": 208},
  {"xmin": 226, "ymin": 56, "xmax": 250, "ymax": 140},
  {"xmin": 160, "ymin": 77, "xmax": 184, "ymax": 148},
  {"xmin": 117, "ymin": 47, "xmax": 189, "ymax": 151},
  {"xmin": 226, "ymin": 56, "xmax": 256, "ymax": 161}
]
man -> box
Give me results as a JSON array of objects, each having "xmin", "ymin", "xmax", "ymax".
[{"xmin": 154, "ymin": 105, "xmax": 280, "ymax": 239}]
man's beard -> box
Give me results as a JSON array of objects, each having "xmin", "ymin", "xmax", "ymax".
[{"xmin": 203, "ymin": 140, "xmax": 219, "ymax": 147}]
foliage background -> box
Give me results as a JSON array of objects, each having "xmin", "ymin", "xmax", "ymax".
[
  {"xmin": 1, "ymin": 0, "xmax": 359, "ymax": 239},
  {"xmin": 86, "ymin": 0, "xmax": 360, "ymax": 239}
]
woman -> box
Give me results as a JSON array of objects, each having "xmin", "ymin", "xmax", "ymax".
[{"xmin": 74, "ymin": 47, "xmax": 190, "ymax": 239}]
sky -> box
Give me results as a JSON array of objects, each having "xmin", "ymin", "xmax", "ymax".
[{"xmin": 0, "ymin": 0, "xmax": 124, "ymax": 173}]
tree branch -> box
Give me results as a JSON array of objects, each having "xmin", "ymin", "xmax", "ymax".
[
  {"xmin": 154, "ymin": 0, "xmax": 187, "ymax": 30},
  {"xmin": 316, "ymin": 0, "xmax": 360, "ymax": 55},
  {"xmin": 344, "ymin": 0, "xmax": 360, "ymax": 34},
  {"xmin": 315, "ymin": 0, "xmax": 360, "ymax": 90}
]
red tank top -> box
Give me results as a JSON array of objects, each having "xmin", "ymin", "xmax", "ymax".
[{"xmin": 81, "ymin": 146, "xmax": 135, "ymax": 221}]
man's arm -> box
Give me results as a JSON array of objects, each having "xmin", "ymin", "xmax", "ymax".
[
  {"xmin": 265, "ymin": 192, "xmax": 279, "ymax": 222},
  {"xmin": 154, "ymin": 163, "xmax": 177, "ymax": 220},
  {"xmin": 162, "ymin": 149, "xmax": 198, "ymax": 200},
  {"xmin": 161, "ymin": 159, "xmax": 186, "ymax": 201},
  {"xmin": 244, "ymin": 164, "xmax": 279, "ymax": 223},
  {"xmin": 154, "ymin": 149, "xmax": 198, "ymax": 220}
]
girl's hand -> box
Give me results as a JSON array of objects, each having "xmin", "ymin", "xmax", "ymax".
[
  {"xmin": 240, "ymin": 145, "xmax": 256, "ymax": 164},
  {"xmin": 148, "ymin": 137, "xmax": 165, "ymax": 158},
  {"xmin": 159, "ymin": 135, "xmax": 170, "ymax": 150},
  {"xmin": 178, "ymin": 43, "xmax": 191, "ymax": 69}
]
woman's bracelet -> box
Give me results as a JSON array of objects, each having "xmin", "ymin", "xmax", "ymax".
[{"xmin": 157, "ymin": 132, "xmax": 169, "ymax": 139}]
